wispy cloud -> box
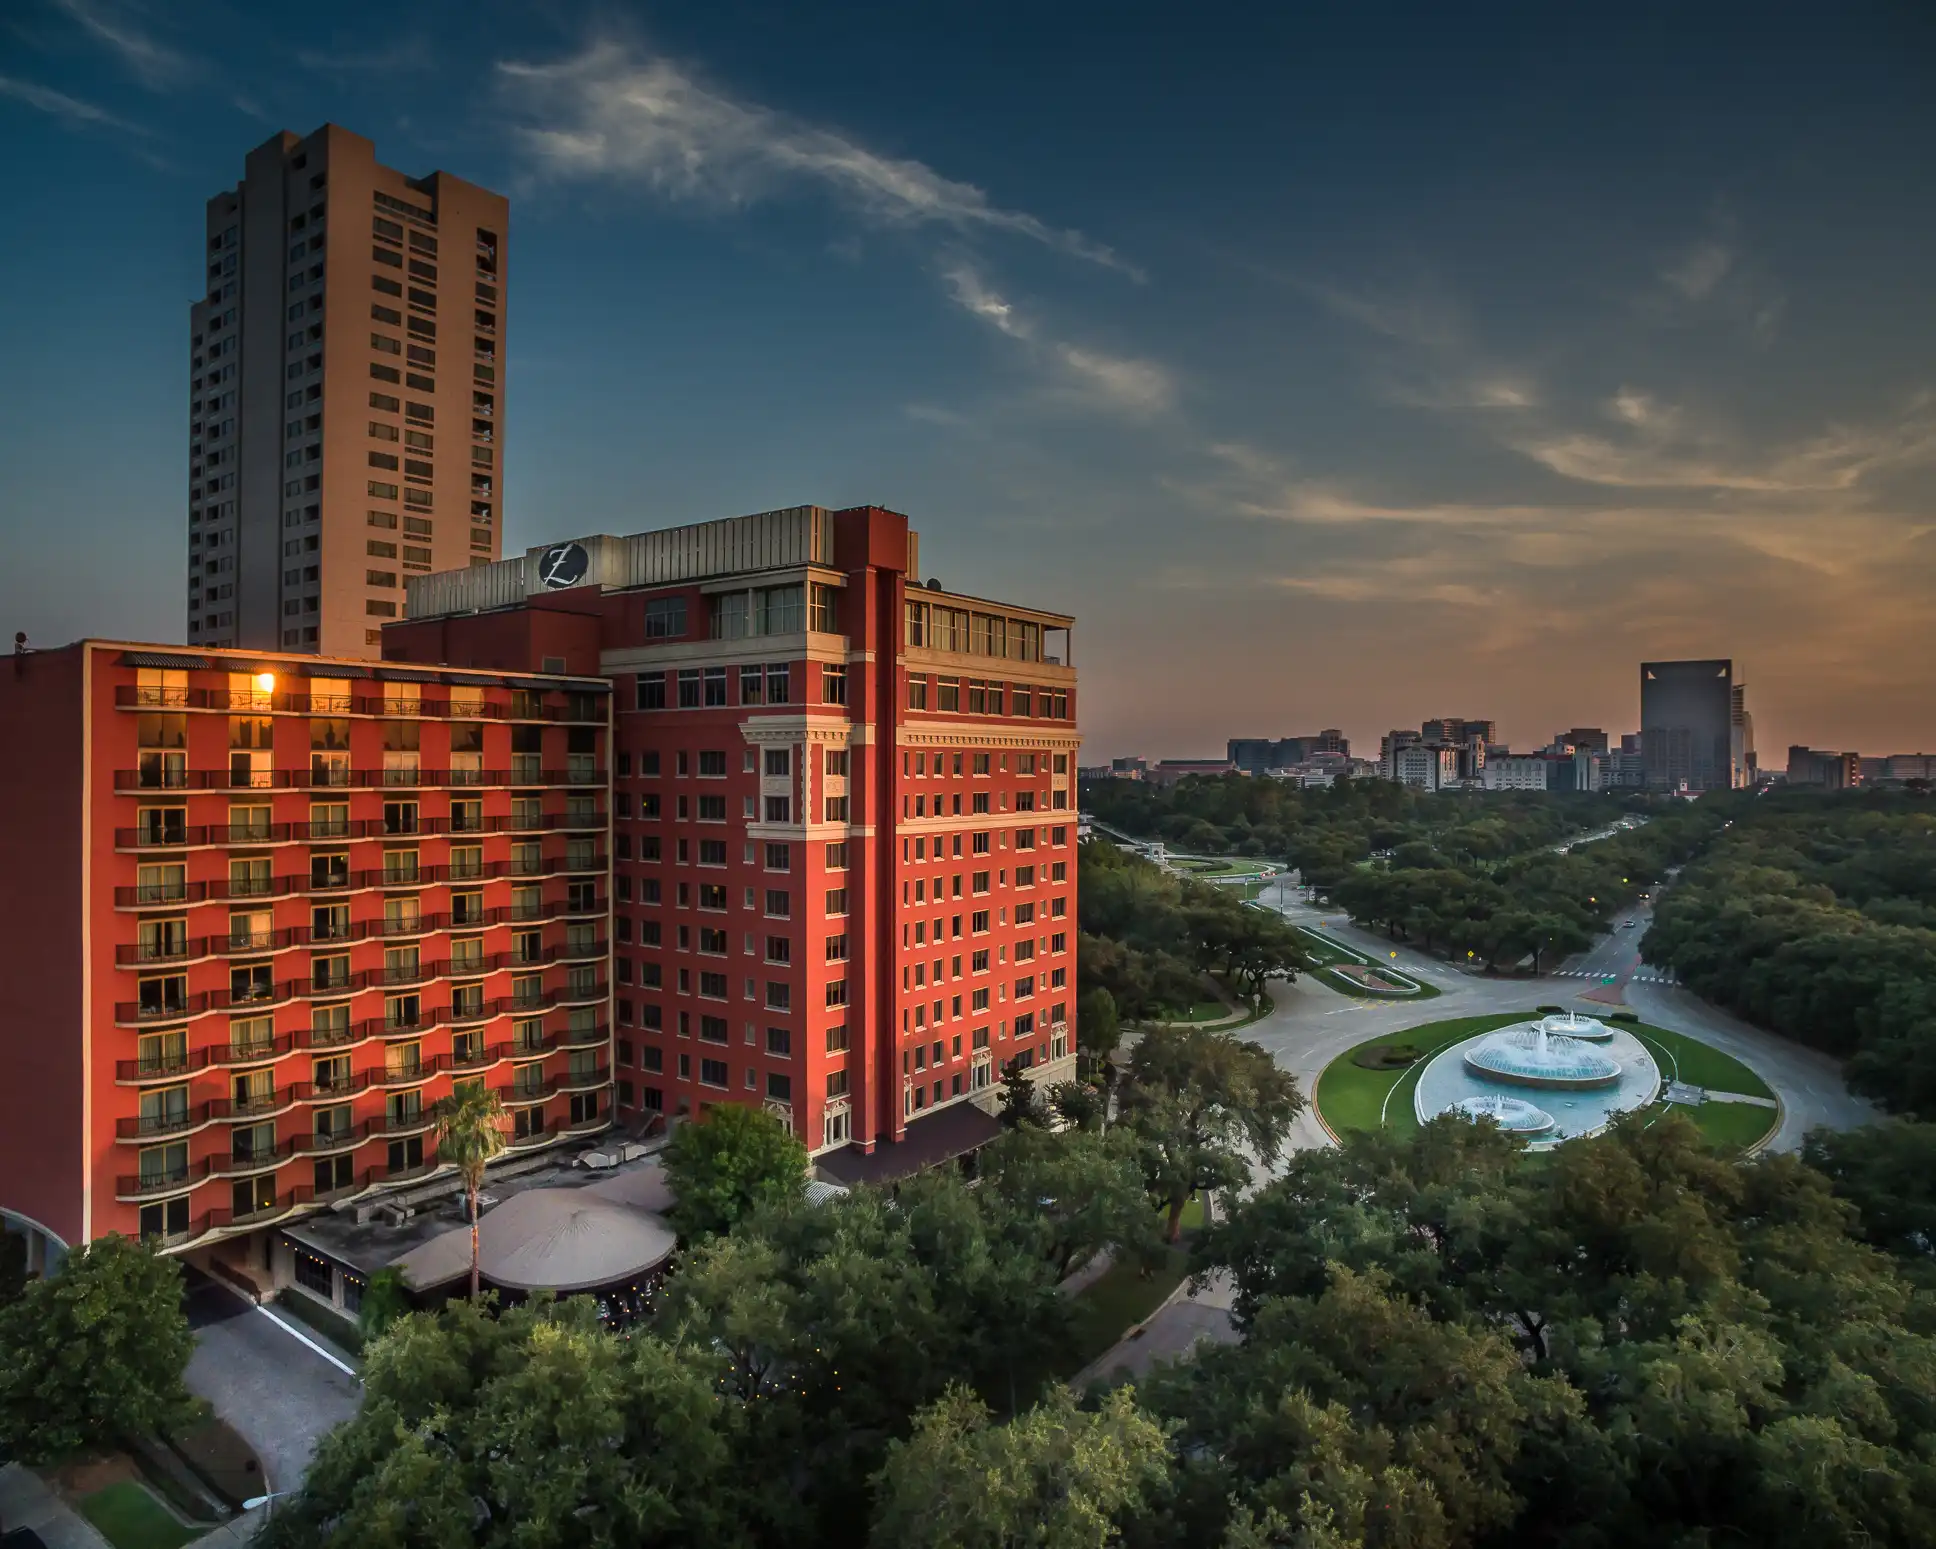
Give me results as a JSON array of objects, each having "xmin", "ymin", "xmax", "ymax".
[
  {"xmin": 941, "ymin": 263, "xmax": 1176, "ymax": 415},
  {"xmin": 1661, "ymin": 239, "xmax": 1732, "ymax": 300},
  {"xmin": 1511, "ymin": 390, "xmax": 1936, "ymax": 494},
  {"xmin": 0, "ymin": 71, "xmax": 147, "ymax": 134},
  {"xmin": 51, "ymin": 0, "xmax": 194, "ymax": 90},
  {"xmin": 499, "ymin": 41, "xmax": 1140, "ymax": 277},
  {"xmin": 1300, "ymin": 279, "xmax": 1466, "ymax": 349},
  {"xmin": 1645, "ymin": 217, "xmax": 1786, "ymax": 345}
]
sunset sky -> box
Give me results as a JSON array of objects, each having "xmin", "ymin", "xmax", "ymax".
[{"xmin": 2, "ymin": 0, "xmax": 1932, "ymax": 760}]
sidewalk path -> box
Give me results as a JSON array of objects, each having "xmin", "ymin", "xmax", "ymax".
[{"xmin": 0, "ymin": 1465, "xmax": 111, "ymax": 1549}]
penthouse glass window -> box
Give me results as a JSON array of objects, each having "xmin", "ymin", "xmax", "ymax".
[{"xmin": 644, "ymin": 596, "xmax": 687, "ymax": 639}]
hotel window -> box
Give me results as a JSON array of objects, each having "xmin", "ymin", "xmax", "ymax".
[
  {"xmin": 637, "ymin": 672, "xmax": 667, "ymax": 710},
  {"xmin": 704, "ymin": 667, "xmax": 727, "ymax": 707},
  {"xmin": 677, "ymin": 670, "xmax": 701, "ymax": 708},
  {"xmin": 808, "ymin": 583, "xmax": 839, "ymax": 633},
  {"xmin": 908, "ymin": 676, "xmax": 928, "ymax": 711},
  {"xmin": 822, "ymin": 664, "xmax": 847, "ymax": 705},
  {"xmin": 740, "ymin": 665, "xmax": 763, "ymax": 705}
]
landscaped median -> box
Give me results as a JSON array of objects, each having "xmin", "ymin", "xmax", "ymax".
[
  {"xmin": 1292, "ymin": 924, "xmax": 1440, "ymax": 1000},
  {"xmin": 1314, "ymin": 1010, "xmax": 1778, "ymax": 1153}
]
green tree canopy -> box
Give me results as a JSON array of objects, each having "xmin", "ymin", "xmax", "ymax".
[
  {"xmin": 870, "ymin": 1385, "xmax": 1170, "ymax": 1549},
  {"xmin": 662, "ymin": 1102, "xmax": 809, "ymax": 1240},
  {"xmin": 1119, "ymin": 1026, "xmax": 1304, "ymax": 1239},
  {"xmin": 0, "ymin": 1234, "xmax": 196, "ymax": 1462}
]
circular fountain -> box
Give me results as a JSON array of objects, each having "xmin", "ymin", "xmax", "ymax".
[
  {"xmin": 1463, "ymin": 1023, "xmax": 1623, "ymax": 1089},
  {"xmin": 1535, "ymin": 1010, "xmax": 1613, "ymax": 1042},
  {"xmin": 1448, "ymin": 1093, "xmax": 1556, "ymax": 1135}
]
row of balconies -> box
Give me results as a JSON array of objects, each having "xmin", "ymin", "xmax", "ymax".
[
  {"xmin": 117, "ymin": 978, "xmax": 610, "ymax": 1027},
  {"xmin": 118, "ymin": 928, "xmax": 606, "ymax": 967},
  {"xmin": 115, "ymin": 766, "xmax": 607, "ymax": 792},
  {"xmin": 115, "ymin": 685, "xmax": 604, "ymax": 721},
  {"xmin": 115, "ymin": 1083, "xmax": 611, "ymax": 1200},
  {"xmin": 115, "ymin": 1018, "xmax": 609, "ymax": 1083},
  {"xmin": 116, "ymin": 812, "xmax": 606, "ymax": 849},
  {"xmin": 114, "ymin": 858, "xmax": 605, "ymax": 907},
  {"xmin": 113, "ymin": 1062, "xmax": 615, "ymax": 1146},
  {"xmin": 128, "ymin": 1110, "xmax": 611, "ymax": 1243}
]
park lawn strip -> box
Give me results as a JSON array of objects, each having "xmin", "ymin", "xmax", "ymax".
[
  {"xmin": 78, "ymin": 1480, "xmax": 196, "ymax": 1549},
  {"xmin": 1628, "ymin": 1026, "xmax": 1776, "ymax": 1101},
  {"xmin": 1683, "ymin": 1099, "xmax": 1779, "ymax": 1152},
  {"xmin": 1058, "ymin": 1199, "xmax": 1206, "ymax": 1377}
]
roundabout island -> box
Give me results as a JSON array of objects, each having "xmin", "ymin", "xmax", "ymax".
[{"xmin": 1315, "ymin": 1009, "xmax": 1782, "ymax": 1154}]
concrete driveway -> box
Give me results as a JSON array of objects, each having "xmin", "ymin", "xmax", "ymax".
[{"xmin": 183, "ymin": 1271, "xmax": 361, "ymax": 1492}]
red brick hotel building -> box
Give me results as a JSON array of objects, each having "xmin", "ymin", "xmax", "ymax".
[{"xmin": 0, "ymin": 503, "xmax": 1077, "ymax": 1270}]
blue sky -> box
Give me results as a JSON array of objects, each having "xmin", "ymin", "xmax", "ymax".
[{"xmin": 3, "ymin": 1, "xmax": 1933, "ymax": 760}]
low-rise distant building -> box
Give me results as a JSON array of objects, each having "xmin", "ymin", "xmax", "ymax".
[
  {"xmin": 1787, "ymin": 746, "xmax": 1862, "ymax": 788},
  {"xmin": 1385, "ymin": 744, "xmax": 1460, "ymax": 790},
  {"xmin": 1148, "ymin": 759, "xmax": 1234, "ymax": 787},
  {"xmin": 1226, "ymin": 730, "xmax": 1350, "ymax": 774},
  {"xmin": 1481, "ymin": 755, "xmax": 1550, "ymax": 791}
]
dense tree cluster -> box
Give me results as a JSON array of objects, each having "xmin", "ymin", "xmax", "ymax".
[
  {"xmin": 1642, "ymin": 792, "xmax": 1936, "ymax": 1112},
  {"xmin": 0, "ymin": 1234, "xmax": 196, "ymax": 1463},
  {"xmin": 1081, "ymin": 774, "xmax": 1624, "ymax": 888},
  {"xmin": 1143, "ymin": 1113, "xmax": 1936, "ymax": 1548},
  {"xmin": 260, "ymin": 1122, "xmax": 1167, "ymax": 1549},
  {"xmin": 1331, "ymin": 805, "xmax": 1721, "ymax": 970},
  {"xmin": 255, "ymin": 1111, "xmax": 1936, "ymax": 1549},
  {"xmin": 1079, "ymin": 841, "xmax": 1308, "ymax": 1019}
]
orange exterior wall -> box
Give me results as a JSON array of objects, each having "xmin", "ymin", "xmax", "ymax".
[{"xmin": 0, "ymin": 647, "xmax": 90, "ymax": 1247}]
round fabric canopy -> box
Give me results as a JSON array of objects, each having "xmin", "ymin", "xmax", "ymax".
[{"xmin": 399, "ymin": 1187, "xmax": 676, "ymax": 1293}]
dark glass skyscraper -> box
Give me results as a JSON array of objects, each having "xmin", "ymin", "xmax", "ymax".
[{"xmin": 1640, "ymin": 659, "xmax": 1733, "ymax": 791}]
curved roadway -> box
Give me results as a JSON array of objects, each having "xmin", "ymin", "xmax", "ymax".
[{"xmin": 1242, "ymin": 876, "xmax": 1875, "ymax": 1158}]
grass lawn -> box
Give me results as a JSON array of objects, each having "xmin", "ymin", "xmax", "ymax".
[
  {"xmin": 1682, "ymin": 1100, "xmax": 1780, "ymax": 1151},
  {"xmin": 78, "ymin": 1481, "xmax": 196, "ymax": 1549},
  {"xmin": 1060, "ymin": 1198, "xmax": 1206, "ymax": 1376},
  {"xmin": 1316, "ymin": 1013, "xmax": 1778, "ymax": 1152},
  {"xmin": 1629, "ymin": 1026, "xmax": 1776, "ymax": 1100},
  {"xmin": 1317, "ymin": 1014, "xmax": 1527, "ymax": 1136}
]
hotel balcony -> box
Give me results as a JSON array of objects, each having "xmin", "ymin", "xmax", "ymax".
[
  {"xmin": 116, "ymin": 1158, "xmax": 217, "ymax": 1200},
  {"xmin": 292, "ymin": 1122, "xmax": 373, "ymax": 1155},
  {"xmin": 495, "ymin": 1080, "xmax": 557, "ymax": 1108},
  {"xmin": 556, "ymin": 1065, "xmax": 612, "ymax": 1094},
  {"xmin": 114, "ymin": 1104, "xmax": 216, "ymax": 1142},
  {"xmin": 373, "ymin": 1109, "xmax": 438, "ymax": 1139}
]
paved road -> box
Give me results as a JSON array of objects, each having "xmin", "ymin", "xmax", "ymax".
[
  {"xmin": 1240, "ymin": 876, "xmax": 1875, "ymax": 1160},
  {"xmin": 183, "ymin": 1271, "xmax": 361, "ymax": 1492}
]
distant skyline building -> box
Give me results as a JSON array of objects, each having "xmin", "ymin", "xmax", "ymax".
[
  {"xmin": 1640, "ymin": 659, "xmax": 1734, "ymax": 792},
  {"xmin": 189, "ymin": 125, "xmax": 508, "ymax": 658},
  {"xmin": 1225, "ymin": 730, "xmax": 1349, "ymax": 774},
  {"xmin": 1556, "ymin": 727, "xmax": 1610, "ymax": 755},
  {"xmin": 1731, "ymin": 685, "xmax": 1757, "ymax": 787}
]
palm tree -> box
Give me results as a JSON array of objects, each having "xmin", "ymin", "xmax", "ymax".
[{"xmin": 432, "ymin": 1082, "xmax": 507, "ymax": 1299}]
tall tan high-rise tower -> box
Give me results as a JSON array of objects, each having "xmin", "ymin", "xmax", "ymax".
[{"xmin": 188, "ymin": 125, "xmax": 506, "ymax": 657}]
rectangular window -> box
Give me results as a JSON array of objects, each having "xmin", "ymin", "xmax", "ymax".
[
  {"xmin": 700, "ymin": 1059, "xmax": 728, "ymax": 1088},
  {"xmin": 826, "ymin": 1025, "xmax": 849, "ymax": 1054},
  {"xmin": 825, "ymin": 887, "xmax": 849, "ymax": 916},
  {"xmin": 823, "ymin": 664, "xmax": 847, "ymax": 705},
  {"xmin": 636, "ymin": 673, "xmax": 667, "ymax": 710},
  {"xmin": 677, "ymin": 670, "xmax": 701, "ymax": 708},
  {"xmin": 644, "ymin": 596, "xmax": 686, "ymax": 638},
  {"xmin": 825, "ymin": 842, "xmax": 849, "ymax": 870},
  {"xmin": 907, "ymin": 676, "xmax": 929, "ymax": 711}
]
